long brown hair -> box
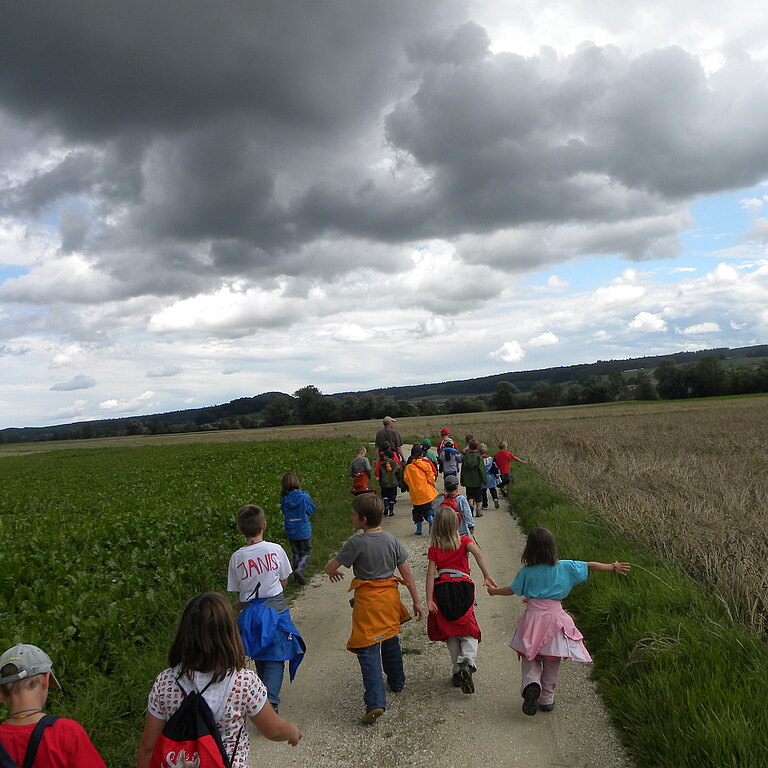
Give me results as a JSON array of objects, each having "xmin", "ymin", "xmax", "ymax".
[
  {"xmin": 168, "ymin": 592, "xmax": 245, "ymax": 682},
  {"xmin": 281, "ymin": 472, "xmax": 301, "ymax": 497},
  {"xmin": 521, "ymin": 527, "xmax": 558, "ymax": 566}
]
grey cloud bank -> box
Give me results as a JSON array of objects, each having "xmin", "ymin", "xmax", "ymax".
[{"xmin": 1, "ymin": 1, "xmax": 768, "ymax": 427}]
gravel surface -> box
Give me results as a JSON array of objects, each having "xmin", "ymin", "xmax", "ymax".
[{"xmin": 251, "ymin": 454, "xmax": 633, "ymax": 767}]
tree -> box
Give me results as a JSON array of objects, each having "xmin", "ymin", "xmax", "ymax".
[
  {"xmin": 580, "ymin": 376, "xmax": 610, "ymax": 404},
  {"xmin": 125, "ymin": 420, "xmax": 144, "ymax": 435},
  {"xmin": 655, "ymin": 359, "xmax": 688, "ymax": 399},
  {"xmin": 530, "ymin": 381, "xmax": 561, "ymax": 409},
  {"xmin": 688, "ymin": 354, "xmax": 726, "ymax": 398},
  {"xmin": 490, "ymin": 381, "xmax": 519, "ymax": 410},
  {"xmin": 294, "ymin": 385, "xmax": 324, "ymax": 423},
  {"xmin": 262, "ymin": 397, "xmax": 293, "ymax": 427},
  {"xmin": 634, "ymin": 369, "xmax": 658, "ymax": 400},
  {"xmin": 606, "ymin": 371, "xmax": 627, "ymax": 401}
]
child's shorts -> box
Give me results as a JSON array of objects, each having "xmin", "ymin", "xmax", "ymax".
[{"xmin": 465, "ymin": 487, "xmax": 483, "ymax": 503}]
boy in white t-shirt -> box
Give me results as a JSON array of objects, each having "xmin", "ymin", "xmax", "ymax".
[{"xmin": 228, "ymin": 505, "xmax": 306, "ymax": 712}]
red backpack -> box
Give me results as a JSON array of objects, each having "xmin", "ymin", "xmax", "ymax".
[
  {"xmin": 150, "ymin": 679, "xmax": 242, "ymax": 768},
  {"xmin": 352, "ymin": 472, "xmax": 372, "ymax": 494},
  {"xmin": 440, "ymin": 493, "xmax": 461, "ymax": 523}
]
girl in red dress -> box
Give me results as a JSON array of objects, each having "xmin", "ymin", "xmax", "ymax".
[{"xmin": 426, "ymin": 507, "xmax": 498, "ymax": 693}]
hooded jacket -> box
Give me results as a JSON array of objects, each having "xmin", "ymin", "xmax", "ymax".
[
  {"xmin": 403, "ymin": 457, "xmax": 439, "ymax": 505},
  {"xmin": 281, "ymin": 489, "xmax": 316, "ymax": 540},
  {"xmin": 460, "ymin": 450, "xmax": 488, "ymax": 489}
]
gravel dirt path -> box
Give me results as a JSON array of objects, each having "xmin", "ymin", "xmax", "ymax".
[{"xmin": 251, "ymin": 455, "xmax": 632, "ymax": 767}]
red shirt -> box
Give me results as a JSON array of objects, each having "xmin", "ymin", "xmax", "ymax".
[
  {"xmin": 494, "ymin": 449, "xmax": 519, "ymax": 474},
  {"xmin": 428, "ymin": 536, "xmax": 473, "ymax": 579},
  {"xmin": 0, "ymin": 718, "xmax": 106, "ymax": 768}
]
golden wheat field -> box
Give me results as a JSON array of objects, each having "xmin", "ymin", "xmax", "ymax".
[{"xmin": 3, "ymin": 396, "xmax": 767, "ymax": 630}]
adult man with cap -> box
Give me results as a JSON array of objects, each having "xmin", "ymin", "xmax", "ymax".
[
  {"xmin": 0, "ymin": 643, "xmax": 106, "ymax": 766},
  {"xmin": 374, "ymin": 416, "xmax": 405, "ymax": 462}
]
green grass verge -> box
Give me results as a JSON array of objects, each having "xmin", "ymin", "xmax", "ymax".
[
  {"xmin": 0, "ymin": 438, "xmax": 359, "ymax": 767},
  {"xmin": 508, "ymin": 466, "xmax": 768, "ymax": 768}
]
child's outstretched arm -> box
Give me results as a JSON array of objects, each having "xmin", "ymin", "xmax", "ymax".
[
  {"xmin": 397, "ymin": 560, "xmax": 424, "ymax": 620},
  {"xmin": 466, "ymin": 541, "xmax": 498, "ymax": 589},
  {"xmin": 587, "ymin": 561, "xmax": 631, "ymax": 575},
  {"xmin": 324, "ymin": 557, "xmax": 346, "ymax": 582},
  {"xmin": 425, "ymin": 561, "xmax": 438, "ymax": 614},
  {"xmin": 487, "ymin": 585, "xmax": 515, "ymax": 596},
  {"xmin": 251, "ymin": 703, "xmax": 302, "ymax": 745}
]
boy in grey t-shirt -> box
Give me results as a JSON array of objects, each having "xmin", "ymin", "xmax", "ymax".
[{"xmin": 324, "ymin": 494, "xmax": 423, "ymax": 725}]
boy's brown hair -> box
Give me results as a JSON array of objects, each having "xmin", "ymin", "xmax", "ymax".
[
  {"xmin": 498, "ymin": 441, "xmax": 508, "ymax": 449},
  {"xmin": 467, "ymin": 439, "xmax": 479, "ymax": 451},
  {"xmin": 280, "ymin": 473, "xmax": 301, "ymax": 497},
  {"xmin": 237, "ymin": 504, "xmax": 265, "ymax": 537},
  {"xmin": 352, "ymin": 493, "xmax": 383, "ymax": 528},
  {"xmin": 168, "ymin": 592, "xmax": 246, "ymax": 683},
  {"xmin": 0, "ymin": 665, "xmax": 44, "ymax": 697}
]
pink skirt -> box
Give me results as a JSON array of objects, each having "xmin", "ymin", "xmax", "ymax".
[{"xmin": 509, "ymin": 598, "xmax": 592, "ymax": 662}]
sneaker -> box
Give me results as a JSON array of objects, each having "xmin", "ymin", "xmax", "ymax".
[
  {"xmin": 452, "ymin": 672, "xmax": 462, "ymax": 687},
  {"xmin": 494, "ymin": 499, "xmax": 500, "ymax": 509},
  {"xmin": 475, "ymin": 510, "xmax": 483, "ymax": 517},
  {"xmin": 360, "ymin": 708, "xmax": 384, "ymax": 725},
  {"xmin": 481, "ymin": 504, "xmax": 488, "ymax": 509},
  {"xmin": 522, "ymin": 683, "xmax": 541, "ymax": 716},
  {"xmin": 458, "ymin": 661, "xmax": 475, "ymax": 694},
  {"xmin": 538, "ymin": 702, "xmax": 555, "ymax": 712},
  {"xmin": 294, "ymin": 571, "xmax": 305, "ymax": 585},
  {"xmin": 501, "ymin": 489, "xmax": 508, "ymax": 497}
]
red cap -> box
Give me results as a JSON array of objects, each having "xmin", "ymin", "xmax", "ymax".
[{"xmin": 440, "ymin": 428, "xmax": 449, "ymax": 435}]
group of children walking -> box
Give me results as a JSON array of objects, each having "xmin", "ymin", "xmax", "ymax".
[{"xmin": 0, "ymin": 431, "xmax": 629, "ymax": 767}]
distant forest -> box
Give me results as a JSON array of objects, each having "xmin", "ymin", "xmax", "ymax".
[{"xmin": 3, "ymin": 344, "xmax": 768, "ymax": 444}]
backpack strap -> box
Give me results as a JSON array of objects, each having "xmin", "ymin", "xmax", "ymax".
[
  {"xmin": 0, "ymin": 715, "xmax": 59, "ymax": 768},
  {"xmin": 21, "ymin": 716, "xmax": 58, "ymax": 768}
]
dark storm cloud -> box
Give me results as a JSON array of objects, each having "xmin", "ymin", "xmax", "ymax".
[{"xmin": 4, "ymin": 4, "xmax": 768, "ymax": 303}]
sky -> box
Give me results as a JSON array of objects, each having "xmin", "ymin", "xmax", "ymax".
[{"xmin": 3, "ymin": 1, "xmax": 768, "ymax": 429}]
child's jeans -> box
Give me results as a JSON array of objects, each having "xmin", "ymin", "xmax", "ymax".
[
  {"xmin": 255, "ymin": 660, "xmax": 285, "ymax": 707},
  {"xmin": 520, "ymin": 655, "xmax": 561, "ymax": 706},
  {"xmin": 289, "ymin": 538, "xmax": 311, "ymax": 574},
  {"xmin": 355, "ymin": 636, "xmax": 405, "ymax": 712},
  {"xmin": 446, "ymin": 636, "xmax": 479, "ymax": 673}
]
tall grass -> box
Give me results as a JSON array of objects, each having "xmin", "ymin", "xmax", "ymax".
[
  {"xmin": 509, "ymin": 466, "xmax": 768, "ymax": 768},
  {"xmin": 479, "ymin": 396, "xmax": 768, "ymax": 633}
]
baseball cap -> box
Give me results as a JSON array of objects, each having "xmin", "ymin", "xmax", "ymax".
[
  {"xmin": 444, "ymin": 475, "xmax": 459, "ymax": 489},
  {"xmin": 421, "ymin": 438, "xmax": 431, "ymax": 448},
  {"xmin": 440, "ymin": 428, "xmax": 449, "ymax": 435},
  {"xmin": 0, "ymin": 644, "xmax": 61, "ymax": 689},
  {"xmin": 383, "ymin": 416, "xmax": 396, "ymax": 424},
  {"xmin": 444, "ymin": 437, "xmax": 454, "ymax": 446}
]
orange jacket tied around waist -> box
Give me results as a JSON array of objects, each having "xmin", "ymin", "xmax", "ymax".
[{"xmin": 346, "ymin": 576, "xmax": 412, "ymax": 650}]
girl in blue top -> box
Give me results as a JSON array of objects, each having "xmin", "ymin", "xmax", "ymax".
[
  {"xmin": 280, "ymin": 473, "xmax": 317, "ymax": 585},
  {"xmin": 487, "ymin": 527, "xmax": 629, "ymax": 716}
]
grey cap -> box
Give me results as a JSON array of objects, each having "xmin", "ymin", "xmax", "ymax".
[
  {"xmin": 443, "ymin": 475, "xmax": 459, "ymax": 489},
  {"xmin": 0, "ymin": 644, "xmax": 61, "ymax": 689}
]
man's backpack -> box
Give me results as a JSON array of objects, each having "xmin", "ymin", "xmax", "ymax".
[
  {"xmin": 378, "ymin": 454, "xmax": 400, "ymax": 488},
  {"xmin": 0, "ymin": 715, "xmax": 58, "ymax": 768},
  {"xmin": 150, "ymin": 680, "xmax": 242, "ymax": 768}
]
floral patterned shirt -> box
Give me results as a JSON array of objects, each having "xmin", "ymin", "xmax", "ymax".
[{"xmin": 148, "ymin": 666, "xmax": 267, "ymax": 767}]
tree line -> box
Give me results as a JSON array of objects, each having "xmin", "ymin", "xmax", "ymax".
[{"xmin": 3, "ymin": 354, "xmax": 768, "ymax": 443}]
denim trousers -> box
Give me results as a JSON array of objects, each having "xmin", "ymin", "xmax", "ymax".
[
  {"xmin": 255, "ymin": 660, "xmax": 285, "ymax": 707},
  {"xmin": 355, "ymin": 635, "xmax": 405, "ymax": 712}
]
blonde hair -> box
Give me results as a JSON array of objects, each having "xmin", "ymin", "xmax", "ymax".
[{"xmin": 430, "ymin": 506, "xmax": 461, "ymax": 551}]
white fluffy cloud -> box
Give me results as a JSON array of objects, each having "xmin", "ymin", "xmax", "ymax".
[
  {"xmin": 490, "ymin": 340, "xmax": 525, "ymax": 363},
  {"xmin": 529, "ymin": 332, "xmax": 559, "ymax": 347},
  {"xmin": 681, "ymin": 321, "xmax": 721, "ymax": 334},
  {"xmin": 629, "ymin": 312, "xmax": 668, "ymax": 332}
]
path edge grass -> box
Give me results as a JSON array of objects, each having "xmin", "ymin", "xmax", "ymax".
[{"xmin": 509, "ymin": 465, "xmax": 768, "ymax": 768}]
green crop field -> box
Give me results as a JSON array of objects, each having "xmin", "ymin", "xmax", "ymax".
[{"xmin": 0, "ymin": 438, "xmax": 357, "ymax": 766}]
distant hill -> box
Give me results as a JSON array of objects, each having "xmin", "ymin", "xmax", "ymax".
[{"xmin": 3, "ymin": 343, "xmax": 767, "ymax": 443}]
